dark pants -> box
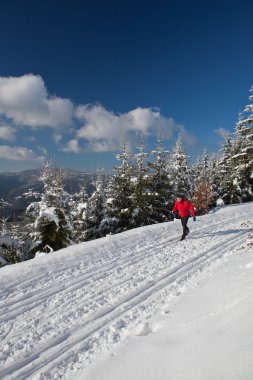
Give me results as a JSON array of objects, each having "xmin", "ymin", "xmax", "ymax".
[{"xmin": 181, "ymin": 217, "xmax": 189, "ymax": 240}]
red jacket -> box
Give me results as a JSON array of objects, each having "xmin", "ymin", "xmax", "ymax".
[{"xmin": 173, "ymin": 199, "xmax": 196, "ymax": 218}]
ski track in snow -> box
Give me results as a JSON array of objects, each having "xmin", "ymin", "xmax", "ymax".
[{"xmin": 0, "ymin": 206, "xmax": 252, "ymax": 380}]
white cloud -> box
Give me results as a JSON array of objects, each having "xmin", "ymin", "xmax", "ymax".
[
  {"xmin": 0, "ymin": 74, "xmax": 198, "ymax": 155},
  {"xmin": 178, "ymin": 126, "xmax": 199, "ymax": 146},
  {"xmin": 215, "ymin": 127, "xmax": 229, "ymax": 139},
  {"xmin": 62, "ymin": 139, "xmax": 81, "ymax": 153},
  {"xmin": 0, "ymin": 125, "xmax": 16, "ymax": 141},
  {"xmin": 70, "ymin": 104, "xmax": 195, "ymax": 152},
  {"xmin": 52, "ymin": 133, "xmax": 63, "ymax": 144},
  {"xmin": 0, "ymin": 145, "xmax": 44, "ymax": 161},
  {"xmin": 0, "ymin": 74, "xmax": 74, "ymax": 129}
]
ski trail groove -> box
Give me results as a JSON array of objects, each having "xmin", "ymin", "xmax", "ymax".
[
  {"xmin": 1, "ymin": 210, "xmax": 251, "ymax": 314},
  {"xmin": 0, "ymin": 209, "xmax": 246, "ymax": 300}
]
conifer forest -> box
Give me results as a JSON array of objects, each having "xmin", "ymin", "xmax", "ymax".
[{"xmin": 0, "ymin": 86, "xmax": 253, "ymax": 266}]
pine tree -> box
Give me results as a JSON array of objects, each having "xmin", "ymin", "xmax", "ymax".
[
  {"xmin": 0, "ymin": 242, "xmax": 21, "ymax": 266},
  {"xmin": 83, "ymin": 168, "xmax": 106, "ymax": 240},
  {"xmin": 230, "ymin": 87, "xmax": 253, "ymax": 201},
  {"xmin": 70, "ymin": 184, "xmax": 89, "ymax": 243},
  {"xmin": 130, "ymin": 135, "xmax": 153, "ymax": 228},
  {"xmin": 147, "ymin": 135, "xmax": 173, "ymax": 222},
  {"xmin": 208, "ymin": 154, "xmax": 220, "ymax": 203},
  {"xmin": 26, "ymin": 160, "xmax": 73, "ymax": 255},
  {"xmin": 167, "ymin": 134, "xmax": 193, "ymax": 199},
  {"xmin": 0, "ymin": 214, "xmax": 22, "ymax": 265},
  {"xmin": 192, "ymin": 151, "xmax": 214, "ymax": 215},
  {"xmin": 104, "ymin": 139, "xmax": 134, "ymax": 233},
  {"xmin": 217, "ymin": 132, "xmax": 239, "ymax": 203}
]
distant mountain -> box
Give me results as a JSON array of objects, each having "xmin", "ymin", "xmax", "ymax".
[{"xmin": 0, "ymin": 169, "xmax": 97, "ymax": 219}]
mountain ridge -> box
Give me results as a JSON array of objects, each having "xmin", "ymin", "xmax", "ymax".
[{"xmin": 0, "ymin": 168, "xmax": 97, "ymax": 218}]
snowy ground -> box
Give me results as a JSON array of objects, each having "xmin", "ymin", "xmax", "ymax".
[{"xmin": 0, "ymin": 203, "xmax": 253, "ymax": 380}]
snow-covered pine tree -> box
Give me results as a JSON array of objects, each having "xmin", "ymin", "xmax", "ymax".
[
  {"xmin": 217, "ymin": 132, "xmax": 239, "ymax": 204},
  {"xmin": 70, "ymin": 184, "xmax": 89, "ymax": 243},
  {"xmin": 230, "ymin": 87, "xmax": 253, "ymax": 201},
  {"xmin": 104, "ymin": 139, "xmax": 134, "ymax": 233},
  {"xmin": 82, "ymin": 168, "xmax": 106, "ymax": 240},
  {"xmin": 26, "ymin": 160, "xmax": 73, "ymax": 255},
  {"xmin": 130, "ymin": 135, "xmax": 153, "ymax": 228},
  {"xmin": 192, "ymin": 151, "xmax": 214, "ymax": 215},
  {"xmin": 0, "ymin": 196, "xmax": 34, "ymax": 262},
  {"xmin": 167, "ymin": 134, "xmax": 193, "ymax": 200},
  {"xmin": 192, "ymin": 155, "xmax": 202, "ymax": 190},
  {"xmin": 0, "ymin": 218, "xmax": 20, "ymax": 265},
  {"xmin": 0, "ymin": 202, "xmax": 22, "ymax": 265},
  {"xmin": 208, "ymin": 154, "xmax": 220, "ymax": 203},
  {"xmin": 147, "ymin": 135, "xmax": 173, "ymax": 222}
]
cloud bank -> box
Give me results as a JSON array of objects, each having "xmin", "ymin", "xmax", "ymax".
[
  {"xmin": 0, "ymin": 145, "xmax": 44, "ymax": 161},
  {"xmin": 0, "ymin": 74, "xmax": 197, "ymax": 159},
  {"xmin": 68, "ymin": 104, "xmax": 181, "ymax": 152},
  {"xmin": 64, "ymin": 104, "xmax": 197, "ymax": 153}
]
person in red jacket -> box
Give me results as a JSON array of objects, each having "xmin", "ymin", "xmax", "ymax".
[{"xmin": 173, "ymin": 194, "xmax": 196, "ymax": 241}]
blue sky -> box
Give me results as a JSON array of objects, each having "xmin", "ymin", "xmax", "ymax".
[{"xmin": 0, "ymin": 0, "xmax": 252, "ymax": 172}]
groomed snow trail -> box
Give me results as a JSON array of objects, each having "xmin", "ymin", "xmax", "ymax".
[{"xmin": 0, "ymin": 203, "xmax": 252, "ymax": 379}]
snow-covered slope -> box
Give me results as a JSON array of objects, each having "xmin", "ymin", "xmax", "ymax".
[
  {"xmin": 84, "ymin": 240, "xmax": 253, "ymax": 380},
  {"xmin": 0, "ymin": 203, "xmax": 253, "ymax": 380}
]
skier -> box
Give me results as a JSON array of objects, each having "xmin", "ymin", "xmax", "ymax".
[{"xmin": 172, "ymin": 194, "xmax": 196, "ymax": 241}]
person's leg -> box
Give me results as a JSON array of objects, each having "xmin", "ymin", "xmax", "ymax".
[
  {"xmin": 185, "ymin": 217, "xmax": 189, "ymax": 234},
  {"xmin": 180, "ymin": 217, "xmax": 188, "ymax": 240}
]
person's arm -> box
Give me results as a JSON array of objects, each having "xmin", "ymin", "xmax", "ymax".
[
  {"xmin": 189, "ymin": 202, "xmax": 196, "ymax": 217},
  {"xmin": 173, "ymin": 202, "xmax": 178, "ymax": 213}
]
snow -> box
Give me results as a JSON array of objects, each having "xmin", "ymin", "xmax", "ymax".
[
  {"xmin": 216, "ymin": 198, "xmax": 225, "ymax": 207},
  {"xmin": 84, "ymin": 247, "xmax": 253, "ymax": 380},
  {"xmin": 36, "ymin": 205, "xmax": 60, "ymax": 227},
  {"xmin": 0, "ymin": 202, "xmax": 253, "ymax": 379}
]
